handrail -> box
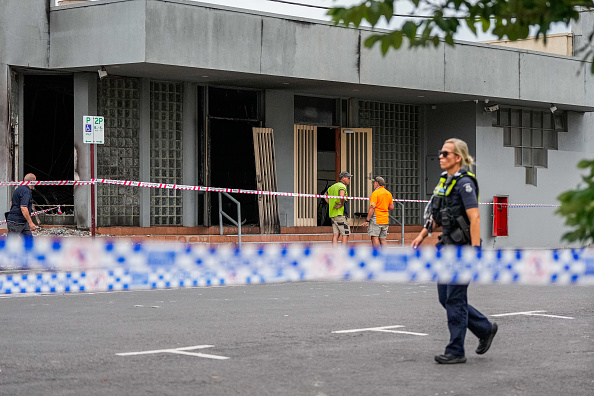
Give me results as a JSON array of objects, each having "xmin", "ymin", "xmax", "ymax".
[
  {"xmin": 389, "ymin": 201, "xmax": 405, "ymax": 246},
  {"xmin": 218, "ymin": 192, "xmax": 242, "ymax": 246}
]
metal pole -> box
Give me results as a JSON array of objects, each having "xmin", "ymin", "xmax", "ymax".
[
  {"xmin": 90, "ymin": 143, "xmax": 96, "ymax": 237},
  {"xmin": 237, "ymin": 200, "xmax": 242, "ymax": 247},
  {"xmin": 218, "ymin": 192, "xmax": 223, "ymax": 236},
  {"xmin": 401, "ymin": 202, "xmax": 404, "ymax": 246}
]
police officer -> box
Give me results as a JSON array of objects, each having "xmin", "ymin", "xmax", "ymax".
[
  {"xmin": 411, "ymin": 138, "xmax": 498, "ymax": 364},
  {"xmin": 5, "ymin": 173, "xmax": 38, "ymax": 236}
]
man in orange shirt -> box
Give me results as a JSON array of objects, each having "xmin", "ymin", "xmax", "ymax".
[{"xmin": 362, "ymin": 176, "xmax": 394, "ymax": 248}]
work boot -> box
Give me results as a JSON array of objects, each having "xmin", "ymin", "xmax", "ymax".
[
  {"xmin": 434, "ymin": 354, "xmax": 467, "ymax": 364},
  {"xmin": 476, "ymin": 322, "xmax": 498, "ymax": 355}
]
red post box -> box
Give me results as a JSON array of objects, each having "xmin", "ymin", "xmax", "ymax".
[{"xmin": 492, "ymin": 195, "xmax": 508, "ymax": 236}]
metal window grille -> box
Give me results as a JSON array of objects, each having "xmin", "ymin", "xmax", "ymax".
[
  {"xmin": 358, "ymin": 101, "xmax": 421, "ymax": 225},
  {"xmin": 493, "ymin": 108, "xmax": 567, "ymax": 186},
  {"xmin": 97, "ymin": 78, "xmax": 141, "ymax": 226},
  {"xmin": 149, "ymin": 81, "xmax": 183, "ymax": 226}
]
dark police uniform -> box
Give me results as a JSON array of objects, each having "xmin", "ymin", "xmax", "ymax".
[
  {"xmin": 430, "ymin": 170, "xmax": 494, "ymax": 358},
  {"xmin": 6, "ymin": 185, "xmax": 34, "ymax": 236}
]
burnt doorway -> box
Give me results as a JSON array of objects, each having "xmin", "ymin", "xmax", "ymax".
[
  {"xmin": 23, "ymin": 74, "xmax": 74, "ymax": 225},
  {"xmin": 208, "ymin": 87, "xmax": 261, "ymax": 227}
]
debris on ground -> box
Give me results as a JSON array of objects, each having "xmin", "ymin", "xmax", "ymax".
[{"xmin": 33, "ymin": 227, "xmax": 92, "ymax": 237}]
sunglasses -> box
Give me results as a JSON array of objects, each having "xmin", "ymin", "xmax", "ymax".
[{"xmin": 439, "ymin": 150, "xmax": 456, "ymax": 158}]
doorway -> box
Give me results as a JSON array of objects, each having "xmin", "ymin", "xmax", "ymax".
[
  {"xmin": 316, "ymin": 127, "xmax": 337, "ymax": 226},
  {"xmin": 208, "ymin": 87, "xmax": 261, "ymax": 227},
  {"xmin": 210, "ymin": 118, "xmax": 259, "ymax": 226},
  {"xmin": 23, "ymin": 74, "xmax": 74, "ymax": 224}
]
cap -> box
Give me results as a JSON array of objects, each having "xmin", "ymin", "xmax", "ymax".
[
  {"xmin": 373, "ymin": 176, "xmax": 386, "ymax": 186},
  {"xmin": 339, "ymin": 171, "xmax": 353, "ymax": 179}
]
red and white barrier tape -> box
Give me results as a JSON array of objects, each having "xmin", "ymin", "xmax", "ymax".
[
  {"xmin": 1, "ymin": 205, "xmax": 62, "ymax": 225},
  {"xmin": 0, "ymin": 180, "xmax": 561, "ymax": 208}
]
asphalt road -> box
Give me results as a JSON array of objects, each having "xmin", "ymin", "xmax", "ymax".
[{"xmin": 0, "ymin": 281, "xmax": 592, "ymax": 396}]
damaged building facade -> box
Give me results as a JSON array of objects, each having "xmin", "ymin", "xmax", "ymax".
[{"xmin": 1, "ymin": 0, "xmax": 594, "ymax": 248}]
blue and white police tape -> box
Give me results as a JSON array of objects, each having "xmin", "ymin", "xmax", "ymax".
[{"xmin": 0, "ymin": 237, "xmax": 592, "ymax": 294}]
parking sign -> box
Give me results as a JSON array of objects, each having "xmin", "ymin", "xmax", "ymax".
[{"xmin": 83, "ymin": 116, "xmax": 105, "ymax": 144}]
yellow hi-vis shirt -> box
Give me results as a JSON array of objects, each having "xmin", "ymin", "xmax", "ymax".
[
  {"xmin": 327, "ymin": 182, "xmax": 347, "ymax": 218},
  {"xmin": 370, "ymin": 186, "xmax": 393, "ymax": 225}
]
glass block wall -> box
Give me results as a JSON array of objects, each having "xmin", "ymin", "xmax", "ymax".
[
  {"xmin": 150, "ymin": 81, "xmax": 183, "ymax": 225},
  {"xmin": 493, "ymin": 107, "xmax": 567, "ymax": 186},
  {"xmin": 97, "ymin": 78, "xmax": 141, "ymax": 226},
  {"xmin": 358, "ymin": 101, "xmax": 421, "ymax": 225}
]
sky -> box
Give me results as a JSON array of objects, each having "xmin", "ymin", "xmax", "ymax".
[{"xmin": 55, "ymin": 0, "xmax": 572, "ymax": 42}]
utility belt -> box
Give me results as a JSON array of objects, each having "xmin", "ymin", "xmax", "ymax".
[{"xmin": 438, "ymin": 211, "xmax": 472, "ymax": 245}]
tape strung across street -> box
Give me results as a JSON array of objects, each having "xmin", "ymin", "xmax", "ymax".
[
  {"xmin": 0, "ymin": 179, "xmax": 560, "ymax": 208},
  {"xmin": 0, "ymin": 237, "xmax": 592, "ymax": 294}
]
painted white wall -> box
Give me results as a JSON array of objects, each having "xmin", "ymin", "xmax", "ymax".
[{"xmin": 476, "ymin": 110, "xmax": 594, "ymax": 248}]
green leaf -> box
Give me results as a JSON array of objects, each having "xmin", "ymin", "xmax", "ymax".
[
  {"xmin": 481, "ymin": 17, "xmax": 491, "ymax": 33},
  {"xmin": 381, "ymin": 36, "xmax": 391, "ymax": 55},
  {"xmin": 391, "ymin": 31, "xmax": 403, "ymax": 49},
  {"xmin": 445, "ymin": 34, "xmax": 454, "ymax": 46},
  {"xmin": 465, "ymin": 18, "xmax": 478, "ymax": 35},
  {"xmin": 364, "ymin": 35, "xmax": 383, "ymax": 49},
  {"xmin": 401, "ymin": 21, "xmax": 418, "ymax": 38}
]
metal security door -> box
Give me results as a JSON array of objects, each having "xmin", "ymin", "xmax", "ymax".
[
  {"xmin": 340, "ymin": 128, "xmax": 373, "ymax": 225},
  {"xmin": 293, "ymin": 125, "xmax": 317, "ymax": 226},
  {"xmin": 253, "ymin": 127, "xmax": 280, "ymax": 234}
]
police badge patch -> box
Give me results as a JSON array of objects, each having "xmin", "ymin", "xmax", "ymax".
[{"xmin": 464, "ymin": 183, "xmax": 473, "ymax": 193}]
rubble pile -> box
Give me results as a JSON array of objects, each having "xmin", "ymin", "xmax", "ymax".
[{"xmin": 34, "ymin": 227, "xmax": 92, "ymax": 237}]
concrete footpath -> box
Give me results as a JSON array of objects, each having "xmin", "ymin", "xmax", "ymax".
[{"xmin": 0, "ymin": 281, "xmax": 592, "ymax": 395}]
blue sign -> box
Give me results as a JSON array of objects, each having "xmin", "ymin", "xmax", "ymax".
[{"xmin": 85, "ymin": 124, "xmax": 92, "ymax": 133}]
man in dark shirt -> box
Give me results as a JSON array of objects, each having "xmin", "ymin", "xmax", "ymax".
[{"xmin": 5, "ymin": 173, "xmax": 38, "ymax": 236}]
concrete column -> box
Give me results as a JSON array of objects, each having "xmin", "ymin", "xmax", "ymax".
[
  {"xmin": 348, "ymin": 98, "xmax": 359, "ymax": 128},
  {"xmin": 572, "ymin": 9, "xmax": 594, "ymax": 57},
  {"xmin": 18, "ymin": 75, "xmax": 24, "ymax": 179},
  {"xmin": 0, "ymin": 65, "xmax": 10, "ymax": 220},
  {"xmin": 182, "ymin": 82, "xmax": 198, "ymax": 226},
  {"xmin": 264, "ymin": 90, "xmax": 294, "ymax": 227},
  {"xmin": 73, "ymin": 73, "xmax": 97, "ymax": 229},
  {"xmin": 139, "ymin": 78, "xmax": 151, "ymax": 227}
]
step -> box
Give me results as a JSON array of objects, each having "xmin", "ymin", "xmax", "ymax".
[
  {"xmin": 95, "ymin": 225, "xmax": 426, "ymax": 236},
  {"xmin": 118, "ymin": 232, "xmax": 441, "ymax": 246},
  {"xmin": 281, "ymin": 225, "xmax": 425, "ymax": 234}
]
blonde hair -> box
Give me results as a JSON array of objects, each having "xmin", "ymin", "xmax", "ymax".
[{"xmin": 445, "ymin": 138, "xmax": 474, "ymax": 171}]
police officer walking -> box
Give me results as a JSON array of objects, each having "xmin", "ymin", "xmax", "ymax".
[
  {"xmin": 5, "ymin": 173, "xmax": 38, "ymax": 236},
  {"xmin": 411, "ymin": 138, "xmax": 498, "ymax": 364}
]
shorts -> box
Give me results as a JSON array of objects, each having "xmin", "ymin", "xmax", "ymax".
[
  {"xmin": 367, "ymin": 219, "xmax": 388, "ymax": 239},
  {"xmin": 331, "ymin": 215, "xmax": 350, "ymax": 236}
]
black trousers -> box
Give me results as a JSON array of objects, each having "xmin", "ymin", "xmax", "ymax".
[
  {"xmin": 437, "ymin": 283, "xmax": 492, "ymax": 356},
  {"xmin": 7, "ymin": 221, "xmax": 33, "ymax": 236}
]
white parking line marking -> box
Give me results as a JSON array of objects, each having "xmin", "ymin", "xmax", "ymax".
[
  {"xmin": 117, "ymin": 345, "xmax": 230, "ymax": 360},
  {"xmin": 491, "ymin": 310, "xmax": 574, "ymax": 320},
  {"xmin": 333, "ymin": 325, "xmax": 428, "ymax": 336},
  {"xmin": 374, "ymin": 329, "xmax": 429, "ymax": 336}
]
